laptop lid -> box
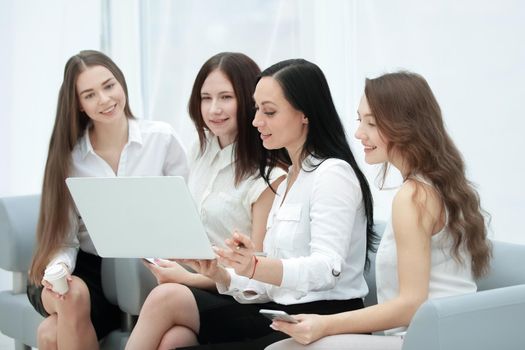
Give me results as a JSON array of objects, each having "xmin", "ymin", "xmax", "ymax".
[{"xmin": 65, "ymin": 176, "xmax": 215, "ymax": 259}]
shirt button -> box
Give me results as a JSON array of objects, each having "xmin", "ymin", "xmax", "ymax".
[{"xmin": 332, "ymin": 269, "xmax": 340, "ymax": 277}]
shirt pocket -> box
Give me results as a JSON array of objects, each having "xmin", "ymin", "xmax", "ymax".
[{"xmin": 274, "ymin": 203, "xmax": 302, "ymax": 251}]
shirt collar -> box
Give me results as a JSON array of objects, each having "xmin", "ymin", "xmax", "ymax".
[
  {"xmin": 288, "ymin": 153, "xmax": 323, "ymax": 173},
  {"xmin": 127, "ymin": 118, "xmax": 143, "ymax": 146},
  {"xmin": 208, "ymin": 135, "xmax": 235, "ymax": 168},
  {"xmin": 79, "ymin": 118, "xmax": 141, "ymax": 159}
]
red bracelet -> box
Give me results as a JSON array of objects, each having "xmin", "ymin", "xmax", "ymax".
[{"xmin": 249, "ymin": 256, "xmax": 259, "ymax": 279}]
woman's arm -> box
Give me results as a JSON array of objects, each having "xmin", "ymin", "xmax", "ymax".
[
  {"xmin": 273, "ymin": 181, "xmax": 441, "ymax": 343},
  {"xmin": 218, "ymin": 161, "xmax": 359, "ymax": 289},
  {"xmin": 144, "ymin": 259, "xmax": 217, "ymax": 290},
  {"xmin": 45, "ymin": 210, "xmax": 81, "ymax": 274}
]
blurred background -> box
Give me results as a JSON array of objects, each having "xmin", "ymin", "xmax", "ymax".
[{"xmin": 1, "ymin": 0, "xmax": 524, "ymax": 303}]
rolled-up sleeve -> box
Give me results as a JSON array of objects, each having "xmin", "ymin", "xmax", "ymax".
[
  {"xmin": 216, "ymin": 268, "xmax": 271, "ymax": 304},
  {"xmin": 46, "ymin": 210, "xmax": 81, "ymax": 273},
  {"xmin": 279, "ymin": 161, "xmax": 361, "ymax": 294}
]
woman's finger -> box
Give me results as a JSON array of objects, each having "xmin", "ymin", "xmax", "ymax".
[{"xmin": 232, "ymin": 231, "xmax": 254, "ymax": 250}]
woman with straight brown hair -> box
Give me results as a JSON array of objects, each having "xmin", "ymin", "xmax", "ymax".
[
  {"xmin": 27, "ymin": 49, "xmax": 188, "ymax": 350},
  {"xmin": 267, "ymin": 71, "xmax": 492, "ymax": 350},
  {"xmin": 127, "ymin": 52, "xmax": 286, "ymax": 350},
  {"xmin": 139, "ymin": 52, "xmax": 286, "ymax": 289}
]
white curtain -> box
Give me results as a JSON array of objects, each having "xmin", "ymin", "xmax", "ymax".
[
  {"xmin": 352, "ymin": 0, "xmax": 525, "ymax": 244},
  {"xmin": 0, "ymin": 0, "xmax": 102, "ymax": 299},
  {"xmin": 0, "ymin": 0, "xmax": 102, "ymax": 197},
  {"xmin": 1, "ymin": 0, "xmax": 523, "ymax": 243},
  {"xmin": 116, "ymin": 0, "xmax": 524, "ymax": 244}
]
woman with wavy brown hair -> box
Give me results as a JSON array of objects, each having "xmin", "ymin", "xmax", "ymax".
[{"xmin": 268, "ymin": 71, "xmax": 492, "ymax": 350}]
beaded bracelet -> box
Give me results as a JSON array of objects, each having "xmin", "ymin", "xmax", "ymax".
[{"xmin": 249, "ymin": 256, "xmax": 259, "ymax": 279}]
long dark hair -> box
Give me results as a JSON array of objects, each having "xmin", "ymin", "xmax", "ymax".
[
  {"xmin": 365, "ymin": 71, "xmax": 491, "ymax": 278},
  {"xmin": 29, "ymin": 50, "xmax": 133, "ymax": 284},
  {"xmin": 188, "ymin": 52, "xmax": 265, "ymax": 185},
  {"xmin": 259, "ymin": 59, "xmax": 378, "ymax": 267}
]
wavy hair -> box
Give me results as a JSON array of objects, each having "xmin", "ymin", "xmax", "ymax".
[
  {"xmin": 365, "ymin": 71, "xmax": 491, "ymax": 278},
  {"xmin": 29, "ymin": 50, "xmax": 133, "ymax": 284}
]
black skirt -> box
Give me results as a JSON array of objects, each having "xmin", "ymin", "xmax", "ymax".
[
  {"xmin": 179, "ymin": 286, "xmax": 365, "ymax": 350},
  {"xmin": 26, "ymin": 249, "xmax": 121, "ymax": 340}
]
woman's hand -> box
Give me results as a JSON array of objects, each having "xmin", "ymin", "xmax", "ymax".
[
  {"xmin": 143, "ymin": 258, "xmax": 193, "ymax": 285},
  {"xmin": 178, "ymin": 258, "xmax": 229, "ymax": 286},
  {"xmin": 215, "ymin": 231, "xmax": 256, "ymax": 277},
  {"xmin": 271, "ymin": 314, "xmax": 328, "ymax": 345},
  {"xmin": 41, "ymin": 275, "xmax": 73, "ymax": 300}
]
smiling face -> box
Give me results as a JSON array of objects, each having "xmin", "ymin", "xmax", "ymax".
[
  {"xmin": 355, "ymin": 94, "xmax": 389, "ymax": 164},
  {"xmin": 76, "ymin": 65, "xmax": 127, "ymax": 126},
  {"xmin": 252, "ymin": 77, "xmax": 308, "ymax": 158},
  {"xmin": 200, "ymin": 69, "xmax": 238, "ymax": 148}
]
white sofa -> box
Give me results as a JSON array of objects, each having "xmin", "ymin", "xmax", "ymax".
[
  {"xmin": 267, "ymin": 227, "xmax": 525, "ymax": 350},
  {"xmin": 0, "ymin": 194, "xmax": 158, "ymax": 350}
]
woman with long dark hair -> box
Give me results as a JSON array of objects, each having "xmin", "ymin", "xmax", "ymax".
[{"xmin": 125, "ymin": 59, "xmax": 376, "ymax": 350}]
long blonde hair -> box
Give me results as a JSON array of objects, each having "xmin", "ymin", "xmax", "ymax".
[
  {"xmin": 29, "ymin": 50, "xmax": 133, "ymax": 285},
  {"xmin": 365, "ymin": 71, "xmax": 491, "ymax": 278}
]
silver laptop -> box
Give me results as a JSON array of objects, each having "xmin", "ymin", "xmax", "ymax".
[{"xmin": 65, "ymin": 176, "xmax": 215, "ymax": 259}]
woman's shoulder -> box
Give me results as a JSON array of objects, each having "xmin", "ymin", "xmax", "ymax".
[
  {"xmin": 307, "ymin": 157, "xmax": 360, "ymax": 195},
  {"xmin": 396, "ymin": 177, "xmax": 441, "ymax": 204},
  {"xmin": 311, "ymin": 157, "xmax": 355, "ymax": 178},
  {"xmin": 393, "ymin": 178, "xmax": 443, "ymax": 227}
]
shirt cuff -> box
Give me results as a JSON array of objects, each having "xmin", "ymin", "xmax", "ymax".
[
  {"xmin": 280, "ymin": 258, "xmax": 300, "ymax": 290},
  {"xmin": 46, "ymin": 249, "xmax": 77, "ymax": 273},
  {"xmin": 216, "ymin": 268, "xmax": 251, "ymax": 295}
]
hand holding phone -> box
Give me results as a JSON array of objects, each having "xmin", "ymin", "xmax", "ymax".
[{"xmin": 259, "ymin": 309, "xmax": 298, "ymax": 323}]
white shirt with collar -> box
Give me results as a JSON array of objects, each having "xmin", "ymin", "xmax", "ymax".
[
  {"xmin": 46, "ymin": 118, "xmax": 189, "ymax": 272},
  {"xmin": 218, "ymin": 156, "xmax": 369, "ymax": 305},
  {"xmin": 187, "ymin": 136, "xmax": 286, "ymax": 246}
]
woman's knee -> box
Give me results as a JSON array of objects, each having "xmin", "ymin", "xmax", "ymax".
[
  {"xmin": 158, "ymin": 326, "xmax": 198, "ymax": 350},
  {"xmin": 58, "ymin": 276, "xmax": 91, "ymax": 315},
  {"xmin": 37, "ymin": 315, "xmax": 58, "ymax": 349},
  {"xmin": 142, "ymin": 283, "xmax": 190, "ymax": 311}
]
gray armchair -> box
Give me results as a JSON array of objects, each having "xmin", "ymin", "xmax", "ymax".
[
  {"xmin": 267, "ymin": 227, "xmax": 525, "ymax": 350},
  {"xmin": 0, "ymin": 195, "xmax": 157, "ymax": 350}
]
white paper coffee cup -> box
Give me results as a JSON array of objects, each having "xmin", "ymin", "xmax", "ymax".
[{"xmin": 44, "ymin": 264, "xmax": 69, "ymax": 295}]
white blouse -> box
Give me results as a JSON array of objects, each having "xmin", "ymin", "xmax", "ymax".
[
  {"xmin": 376, "ymin": 177, "xmax": 477, "ymax": 335},
  {"xmin": 47, "ymin": 118, "xmax": 189, "ymax": 272},
  {"xmin": 218, "ymin": 156, "xmax": 369, "ymax": 305},
  {"xmin": 187, "ymin": 136, "xmax": 285, "ymax": 246}
]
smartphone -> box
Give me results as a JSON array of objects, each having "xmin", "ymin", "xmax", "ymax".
[{"xmin": 259, "ymin": 309, "xmax": 298, "ymax": 323}]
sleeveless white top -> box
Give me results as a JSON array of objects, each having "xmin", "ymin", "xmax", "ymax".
[{"xmin": 375, "ymin": 177, "xmax": 477, "ymax": 335}]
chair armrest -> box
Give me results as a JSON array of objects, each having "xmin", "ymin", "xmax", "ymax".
[
  {"xmin": 0, "ymin": 195, "xmax": 40, "ymax": 272},
  {"xmin": 108, "ymin": 258, "xmax": 157, "ymax": 315},
  {"xmin": 403, "ymin": 284, "xmax": 525, "ymax": 350}
]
